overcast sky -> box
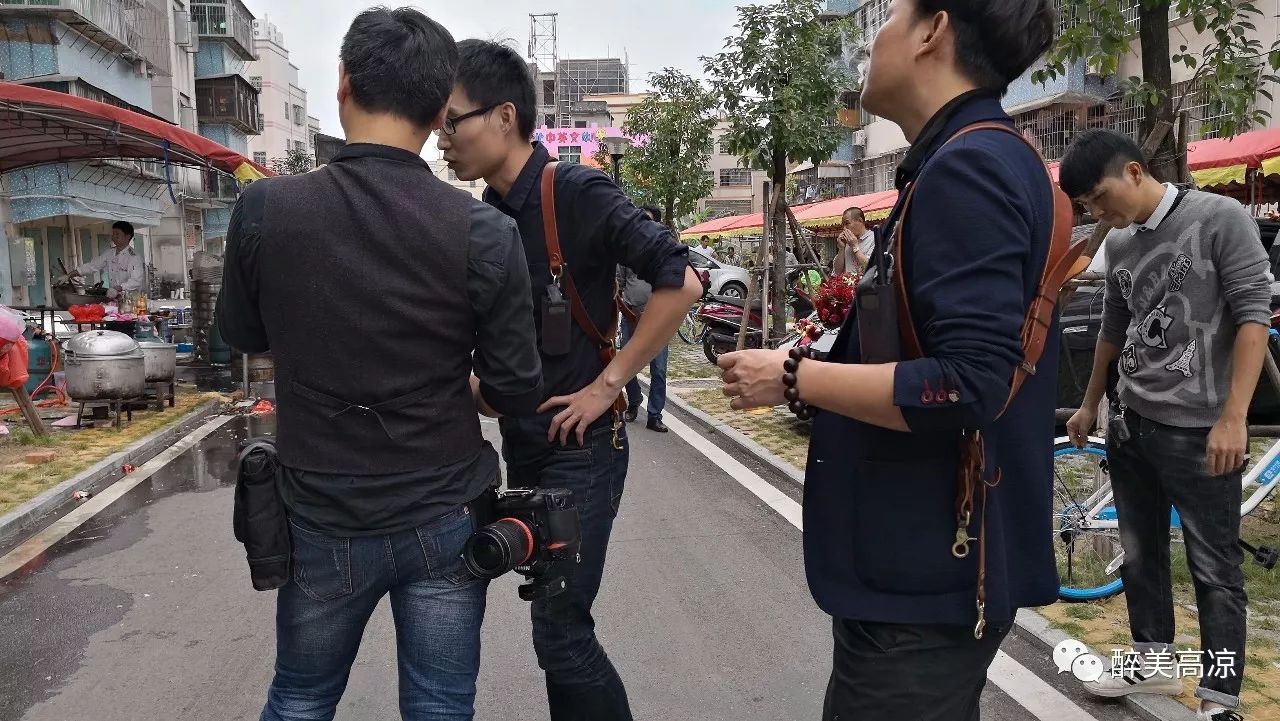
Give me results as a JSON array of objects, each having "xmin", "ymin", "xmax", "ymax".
[{"xmin": 242, "ymin": 1, "xmax": 752, "ymax": 158}]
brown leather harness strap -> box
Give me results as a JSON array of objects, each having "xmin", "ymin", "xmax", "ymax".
[
  {"xmin": 539, "ymin": 162, "xmax": 628, "ymax": 436},
  {"xmin": 890, "ymin": 121, "xmax": 1086, "ymax": 639}
]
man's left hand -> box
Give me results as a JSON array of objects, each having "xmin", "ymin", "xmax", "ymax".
[
  {"xmin": 719, "ymin": 348, "xmax": 790, "ymax": 410},
  {"xmin": 1207, "ymin": 413, "xmax": 1248, "ymax": 476},
  {"xmin": 538, "ymin": 376, "xmax": 622, "ymax": 446}
]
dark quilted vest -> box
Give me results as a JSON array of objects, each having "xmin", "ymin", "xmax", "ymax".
[{"xmin": 254, "ymin": 157, "xmax": 480, "ymax": 474}]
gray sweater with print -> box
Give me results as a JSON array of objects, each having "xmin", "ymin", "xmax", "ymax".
[{"xmin": 1100, "ymin": 190, "xmax": 1273, "ymax": 428}]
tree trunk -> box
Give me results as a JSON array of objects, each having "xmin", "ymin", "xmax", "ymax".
[
  {"xmin": 770, "ymin": 149, "xmax": 789, "ymax": 341},
  {"xmin": 1139, "ymin": 1, "xmax": 1178, "ymax": 182},
  {"xmin": 665, "ymin": 194, "xmax": 677, "ymax": 231}
]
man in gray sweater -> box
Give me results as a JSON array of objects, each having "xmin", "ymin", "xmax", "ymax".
[{"xmin": 1064, "ymin": 129, "xmax": 1272, "ymax": 721}]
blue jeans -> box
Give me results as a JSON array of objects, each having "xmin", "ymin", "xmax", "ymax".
[
  {"xmin": 1109, "ymin": 409, "xmax": 1247, "ymax": 708},
  {"xmin": 261, "ymin": 503, "xmax": 488, "ymax": 721},
  {"xmin": 498, "ymin": 415, "xmax": 632, "ymax": 721},
  {"xmin": 621, "ymin": 315, "xmax": 667, "ymax": 422}
]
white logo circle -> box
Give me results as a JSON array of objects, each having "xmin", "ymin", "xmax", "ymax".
[
  {"xmin": 1072, "ymin": 653, "xmax": 1106, "ymax": 683},
  {"xmin": 1052, "ymin": 639, "xmax": 1090, "ymax": 674}
]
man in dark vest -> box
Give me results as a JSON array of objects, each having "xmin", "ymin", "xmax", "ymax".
[
  {"xmin": 436, "ymin": 40, "xmax": 702, "ymax": 721},
  {"xmin": 216, "ymin": 9, "xmax": 543, "ymax": 720},
  {"xmin": 717, "ymin": 1, "xmax": 1061, "ymax": 718}
]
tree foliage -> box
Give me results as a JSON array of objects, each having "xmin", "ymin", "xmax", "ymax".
[
  {"xmin": 269, "ymin": 147, "xmax": 316, "ymax": 176},
  {"xmin": 611, "ymin": 69, "xmax": 719, "ymax": 229},
  {"xmin": 702, "ymin": 0, "xmax": 855, "ymax": 337},
  {"xmin": 1034, "ymin": 0, "xmax": 1280, "ymax": 172}
]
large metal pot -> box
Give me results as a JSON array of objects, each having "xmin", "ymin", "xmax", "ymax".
[
  {"xmin": 63, "ymin": 331, "xmax": 146, "ymax": 401},
  {"xmin": 138, "ymin": 341, "xmax": 177, "ymax": 382}
]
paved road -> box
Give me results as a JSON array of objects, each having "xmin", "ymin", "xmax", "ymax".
[{"xmin": 0, "ymin": 408, "xmax": 1149, "ymax": 720}]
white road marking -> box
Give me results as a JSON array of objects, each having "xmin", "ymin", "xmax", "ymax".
[
  {"xmin": 663, "ymin": 408, "xmax": 1101, "ymax": 721},
  {"xmin": 989, "ymin": 651, "xmax": 1100, "ymax": 721},
  {"xmin": 662, "ymin": 413, "xmax": 803, "ymax": 529},
  {"xmin": 0, "ymin": 415, "xmax": 236, "ymax": 580}
]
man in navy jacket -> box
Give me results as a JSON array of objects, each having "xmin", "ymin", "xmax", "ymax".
[{"xmin": 718, "ymin": 1, "xmax": 1060, "ymax": 717}]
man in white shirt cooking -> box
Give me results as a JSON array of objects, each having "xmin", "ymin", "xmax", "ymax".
[
  {"xmin": 71, "ymin": 221, "xmax": 144, "ymax": 304},
  {"xmin": 834, "ymin": 206, "xmax": 874, "ymax": 276}
]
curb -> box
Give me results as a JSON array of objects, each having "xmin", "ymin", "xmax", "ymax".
[
  {"xmin": 0, "ymin": 400, "xmax": 222, "ymax": 552},
  {"xmin": 652, "ymin": 372, "xmax": 1198, "ymax": 721},
  {"xmin": 1012, "ymin": 610, "xmax": 1199, "ymax": 721},
  {"xmin": 639, "ymin": 374, "xmax": 806, "ymax": 488}
]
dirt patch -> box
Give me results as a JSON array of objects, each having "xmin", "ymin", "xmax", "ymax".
[{"xmin": 0, "ymin": 389, "xmax": 222, "ymax": 515}]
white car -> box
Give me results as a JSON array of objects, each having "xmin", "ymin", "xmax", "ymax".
[{"xmin": 687, "ymin": 252, "xmax": 750, "ymax": 299}]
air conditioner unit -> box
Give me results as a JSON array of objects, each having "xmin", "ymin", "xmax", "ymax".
[
  {"xmin": 185, "ymin": 23, "xmax": 200, "ymax": 54},
  {"xmin": 174, "ymin": 11, "xmax": 192, "ymax": 46},
  {"xmin": 133, "ymin": 59, "xmax": 148, "ymax": 77},
  {"xmin": 852, "ymin": 129, "xmax": 868, "ymax": 148},
  {"xmin": 179, "ymin": 105, "xmax": 198, "ymax": 132}
]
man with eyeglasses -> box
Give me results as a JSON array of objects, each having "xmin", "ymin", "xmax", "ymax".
[{"xmin": 436, "ymin": 39, "xmax": 702, "ymax": 721}]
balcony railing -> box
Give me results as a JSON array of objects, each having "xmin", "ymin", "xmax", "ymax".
[
  {"xmin": 191, "ymin": 0, "xmax": 255, "ymax": 61},
  {"xmin": 195, "ymin": 73, "xmax": 261, "ymax": 135},
  {"xmin": 0, "ymin": 0, "xmax": 172, "ymax": 76}
]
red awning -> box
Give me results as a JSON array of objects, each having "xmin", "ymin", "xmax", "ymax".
[
  {"xmin": 0, "ymin": 81, "xmax": 271, "ymax": 177},
  {"xmin": 1187, "ymin": 127, "xmax": 1280, "ymax": 171}
]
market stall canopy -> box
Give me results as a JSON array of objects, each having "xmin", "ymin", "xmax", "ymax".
[
  {"xmin": 793, "ymin": 189, "xmax": 899, "ymax": 231},
  {"xmin": 1187, "ymin": 127, "xmax": 1280, "ymax": 188},
  {"xmin": 0, "ymin": 81, "xmax": 271, "ymax": 183}
]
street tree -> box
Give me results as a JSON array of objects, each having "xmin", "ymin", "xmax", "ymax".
[
  {"xmin": 268, "ymin": 147, "xmax": 316, "ymax": 176},
  {"xmin": 1034, "ymin": 0, "xmax": 1280, "ymax": 183},
  {"xmin": 610, "ymin": 69, "xmax": 718, "ymax": 230},
  {"xmin": 704, "ymin": 0, "xmax": 855, "ymax": 340}
]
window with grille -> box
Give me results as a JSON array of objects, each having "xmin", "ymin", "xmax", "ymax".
[
  {"xmin": 448, "ymin": 168, "xmax": 458, "ymax": 181},
  {"xmin": 1171, "ymin": 78, "xmax": 1245, "ymax": 141},
  {"xmin": 719, "ymin": 168, "xmax": 751, "ymax": 186},
  {"xmin": 558, "ymin": 145, "xmax": 582, "ymax": 164},
  {"xmin": 850, "ymin": 149, "xmax": 905, "ymax": 195},
  {"xmin": 249, "ymin": 76, "xmax": 261, "ymax": 90},
  {"xmin": 853, "ymin": 0, "xmax": 889, "ymax": 41},
  {"xmin": 253, "ymin": 151, "xmax": 266, "ymax": 165}
]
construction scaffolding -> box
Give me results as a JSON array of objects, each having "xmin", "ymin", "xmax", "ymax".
[{"xmin": 555, "ymin": 58, "xmax": 628, "ymax": 127}]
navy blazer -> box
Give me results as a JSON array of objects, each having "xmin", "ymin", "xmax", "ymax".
[{"xmin": 804, "ymin": 95, "xmax": 1061, "ymax": 626}]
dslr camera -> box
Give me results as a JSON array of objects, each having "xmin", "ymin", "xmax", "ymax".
[{"xmin": 463, "ymin": 488, "xmax": 581, "ymax": 601}]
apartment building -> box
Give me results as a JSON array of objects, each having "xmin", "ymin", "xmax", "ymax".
[
  {"xmin": 817, "ymin": 0, "xmax": 1280, "ymax": 201},
  {"xmin": 245, "ymin": 16, "xmax": 311, "ymax": 168},
  {"xmin": 0, "ymin": 0, "xmax": 176, "ymax": 305}
]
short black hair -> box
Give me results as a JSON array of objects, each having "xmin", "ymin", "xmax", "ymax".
[
  {"xmin": 640, "ymin": 205, "xmax": 662, "ymax": 223},
  {"xmin": 700, "ymin": 235, "xmax": 711, "ymax": 242},
  {"xmin": 112, "ymin": 221, "xmax": 134, "ymax": 238},
  {"xmin": 1059, "ymin": 129, "xmax": 1149, "ymax": 198},
  {"xmin": 340, "ymin": 7, "xmax": 456, "ymax": 127},
  {"xmin": 842, "ymin": 206, "xmax": 865, "ymax": 224},
  {"xmin": 913, "ymin": 0, "xmax": 1056, "ymax": 92},
  {"xmin": 456, "ymin": 39, "xmax": 537, "ymax": 139}
]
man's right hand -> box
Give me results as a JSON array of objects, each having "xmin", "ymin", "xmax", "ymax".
[{"xmin": 1066, "ymin": 406, "xmax": 1098, "ymax": 449}]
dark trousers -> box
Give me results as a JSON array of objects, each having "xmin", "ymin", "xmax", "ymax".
[
  {"xmin": 1108, "ymin": 410, "xmax": 1247, "ymax": 707},
  {"xmin": 822, "ymin": 619, "xmax": 1011, "ymax": 721},
  {"xmin": 621, "ymin": 315, "xmax": 667, "ymax": 422},
  {"xmin": 499, "ymin": 416, "xmax": 632, "ymax": 721},
  {"xmin": 261, "ymin": 505, "xmax": 487, "ymax": 721}
]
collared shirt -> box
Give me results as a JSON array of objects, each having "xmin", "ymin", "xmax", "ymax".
[
  {"xmin": 219, "ymin": 142, "xmax": 542, "ymax": 535},
  {"xmin": 692, "ymin": 244, "xmax": 719, "ymax": 261},
  {"xmin": 1131, "ymin": 183, "xmax": 1179, "ymax": 233},
  {"xmin": 79, "ymin": 243, "xmax": 143, "ymax": 291},
  {"xmin": 484, "ymin": 143, "xmax": 691, "ymax": 403},
  {"xmin": 842, "ymin": 229, "xmax": 876, "ymax": 272}
]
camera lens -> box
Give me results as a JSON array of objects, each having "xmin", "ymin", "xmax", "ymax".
[{"xmin": 463, "ymin": 518, "xmax": 534, "ymax": 579}]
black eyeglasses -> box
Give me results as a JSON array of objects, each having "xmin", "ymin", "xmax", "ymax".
[{"xmin": 442, "ymin": 104, "xmax": 499, "ymax": 136}]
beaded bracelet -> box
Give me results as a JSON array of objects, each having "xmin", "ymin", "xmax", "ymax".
[{"xmin": 783, "ymin": 347, "xmax": 818, "ymax": 420}]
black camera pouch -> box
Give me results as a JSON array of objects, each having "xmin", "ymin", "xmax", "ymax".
[
  {"xmin": 857, "ymin": 227, "xmax": 903, "ymax": 364},
  {"xmin": 541, "ymin": 283, "xmax": 571, "ymax": 357},
  {"xmin": 232, "ymin": 438, "xmax": 290, "ymax": 592}
]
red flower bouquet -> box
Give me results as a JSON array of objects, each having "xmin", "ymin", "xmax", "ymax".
[{"xmin": 813, "ymin": 272, "xmax": 858, "ymax": 331}]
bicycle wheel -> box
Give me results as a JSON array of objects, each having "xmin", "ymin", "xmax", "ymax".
[{"xmin": 1052, "ymin": 437, "xmax": 1126, "ymax": 602}]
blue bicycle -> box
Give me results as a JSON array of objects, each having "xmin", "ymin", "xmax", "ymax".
[{"xmin": 1052, "ymin": 434, "xmax": 1280, "ymax": 601}]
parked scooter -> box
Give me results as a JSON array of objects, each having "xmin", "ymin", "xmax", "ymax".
[{"xmin": 697, "ymin": 271, "xmax": 815, "ymax": 364}]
